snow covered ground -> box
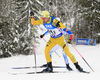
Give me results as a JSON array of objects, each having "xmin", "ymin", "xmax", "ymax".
[{"xmin": 0, "ymin": 42, "xmax": 100, "ymax": 80}]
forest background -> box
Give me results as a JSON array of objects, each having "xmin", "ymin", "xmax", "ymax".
[{"xmin": 0, "ymin": 0, "xmax": 100, "ymax": 57}]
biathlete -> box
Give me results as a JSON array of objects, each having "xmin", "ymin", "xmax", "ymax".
[
  {"xmin": 41, "ymin": 27, "xmax": 74, "ymax": 71},
  {"xmin": 30, "ymin": 10, "xmax": 83, "ymax": 72}
]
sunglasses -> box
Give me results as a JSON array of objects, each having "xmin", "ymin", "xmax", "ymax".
[{"xmin": 42, "ymin": 17, "xmax": 46, "ymax": 20}]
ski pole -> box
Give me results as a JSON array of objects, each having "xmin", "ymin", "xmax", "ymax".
[
  {"xmin": 58, "ymin": 27, "xmax": 94, "ymax": 72},
  {"xmin": 65, "ymin": 35, "xmax": 94, "ymax": 72},
  {"xmin": 31, "ymin": 16, "xmax": 37, "ymax": 73},
  {"xmin": 43, "ymin": 38, "xmax": 61, "ymax": 58},
  {"xmin": 72, "ymin": 44, "xmax": 94, "ymax": 72}
]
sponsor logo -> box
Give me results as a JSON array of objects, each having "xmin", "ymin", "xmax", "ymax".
[{"xmin": 45, "ymin": 25, "xmax": 52, "ymax": 28}]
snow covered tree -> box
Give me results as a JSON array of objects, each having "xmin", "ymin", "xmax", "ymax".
[
  {"xmin": 0, "ymin": 0, "xmax": 14, "ymax": 57},
  {"xmin": 71, "ymin": 0, "xmax": 100, "ymax": 42},
  {"xmin": 0, "ymin": 0, "xmax": 45, "ymax": 57},
  {"xmin": 0, "ymin": 0, "xmax": 100, "ymax": 58}
]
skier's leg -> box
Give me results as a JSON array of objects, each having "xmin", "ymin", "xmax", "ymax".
[
  {"xmin": 57, "ymin": 36, "xmax": 77, "ymax": 63},
  {"xmin": 58, "ymin": 36, "xmax": 83, "ymax": 71},
  {"xmin": 62, "ymin": 50, "xmax": 69, "ymax": 64},
  {"xmin": 49, "ymin": 44, "xmax": 60, "ymax": 57},
  {"xmin": 44, "ymin": 38, "xmax": 56, "ymax": 63},
  {"xmin": 62, "ymin": 50, "xmax": 73, "ymax": 71},
  {"xmin": 42, "ymin": 44, "xmax": 59, "ymax": 67},
  {"xmin": 43, "ymin": 37, "xmax": 56, "ymax": 72}
]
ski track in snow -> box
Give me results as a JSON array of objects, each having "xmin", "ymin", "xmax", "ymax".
[{"xmin": 0, "ymin": 44, "xmax": 100, "ymax": 80}]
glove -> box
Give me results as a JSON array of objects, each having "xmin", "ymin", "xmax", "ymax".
[
  {"xmin": 40, "ymin": 34, "xmax": 44, "ymax": 38},
  {"xmin": 30, "ymin": 11, "xmax": 34, "ymax": 16},
  {"xmin": 67, "ymin": 39, "xmax": 72, "ymax": 44}
]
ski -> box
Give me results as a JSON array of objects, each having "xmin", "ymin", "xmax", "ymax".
[
  {"xmin": 26, "ymin": 71, "xmax": 61, "ymax": 74},
  {"xmin": 79, "ymin": 70, "xmax": 90, "ymax": 74},
  {"xmin": 9, "ymin": 71, "xmax": 65, "ymax": 75},
  {"xmin": 12, "ymin": 66, "xmax": 66, "ymax": 69},
  {"xmin": 9, "ymin": 70, "xmax": 90, "ymax": 75}
]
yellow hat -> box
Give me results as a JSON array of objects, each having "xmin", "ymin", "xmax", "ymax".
[{"xmin": 41, "ymin": 11, "xmax": 50, "ymax": 18}]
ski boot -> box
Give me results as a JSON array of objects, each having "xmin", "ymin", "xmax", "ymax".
[
  {"xmin": 74, "ymin": 62, "xmax": 83, "ymax": 72},
  {"xmin": 42, "ymin": 62, "xmax": 53, "ymax": 73},
  {"xmin": 66, "ymin": 64, "xmax": 73, "ymax": 71}
]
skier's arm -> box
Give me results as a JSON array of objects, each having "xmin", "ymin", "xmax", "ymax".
[
  {"xmin": 31, "ymin": 17, "xmax": 43, "ymax": 25},
  {"xmin": 63, "ymin": 28, "xmax": 73, "ymax": 41},
  {"xmin": 43, "ymin": 31, "xmax": 49, "ymax": 36},
  {"xmin": 52, "ymin": 19, "xmax": 66, "ymax": 29},
  {"xmin": 30, "ymin": 11, "xmax": 43, "ymax": 25},
  {"xmin": 40, "ymin": 31, "xmax": 49, "ymax": 38}
]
